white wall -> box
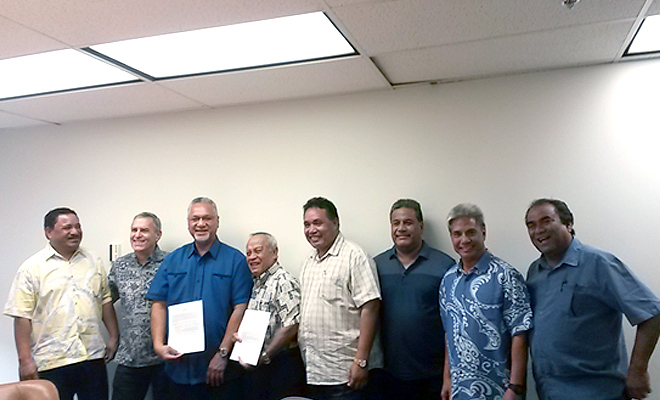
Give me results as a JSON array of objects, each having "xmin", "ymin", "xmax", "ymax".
[{"xmin": 1, "ymin": 57, "xmax": 659, "ymax": 398}]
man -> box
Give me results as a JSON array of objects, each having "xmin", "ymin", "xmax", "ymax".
[
  {"xmin": 299, "ymin": 197, "xmax": 381, "ymax": 400},
  {"xmin": 374, "ymin": 199, "xmax": 455, "ymax": 400},
  {"xmin": 525, "ymin": 198, "xmax": 660, "ymax": 400},
  {"xmin": 108, "ymin": 212, "xmax": 168, "ymax": 400},
  {"xmin": 4, "ymin": 207, "xmax": 119, "ymax": 400},
  {"xmin": 440, "ymin": 203, "xmax": 532, "ymax": 400},
  {"xmin": 147, "ymin": 197, "xmax": 253, "ymax": 400},
  {"xmin": 235, "ymin": 232, "xmax": 306, "ymax": 400}
]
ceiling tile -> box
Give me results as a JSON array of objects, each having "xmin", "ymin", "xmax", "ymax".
[
  {"xmin": 0, "ymin": 16, "xmax": 67, "ymax": 60},
  {"xmin": 333, "ymin": 0, "xmax": 647, "ymax": 54},
  {"xmin": 376, "ymin": 20, "xmax": 636, "ymax": 84},
  {"xmin": 0, "ymin": 0, "xmax": 655, "ymax": 127},
  {"xmin": 0, "ymin": 110, "xmax": 50, "ymax": 130},
  {"xmin": 159, "ymin": 56, "xmax": 391, "ymax": 107},
  {"xmin": 647, "ymin": 0, "xmax": 660, "ymax": 16},
  {"xmin": 0, "ymin": 82, "xmax": 204, "ymax": 125}
]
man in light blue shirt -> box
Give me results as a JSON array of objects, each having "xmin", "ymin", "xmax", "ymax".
[
  {"xmin": 525, "ymin": 198, "xmax": 660, "ymax": 400},
  {"xmin": 440, "ymin": 203, "xmax": 532, "ymax": 400}
]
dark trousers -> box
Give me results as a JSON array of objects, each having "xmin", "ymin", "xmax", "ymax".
[
  {"xmin": 111, "ymin": 364, "xmax": 168, "ymax": 400},
  {"xmin": 372, "ymin": 369, "xmax": 442, "ymax": 400},
  {"xmin": 39, "ymin": 359, "xmax": 108, "ymax": 400},
  {"xmin": 308, "ymin": 384, "xmax": 366, "ymax": 400},
  {"xmin": 244, "ymin": 347, "xmax": 307, "ymax": 400},
  {"xmin": 165, "ymin": 362, "xmax": 245, "ymax": 400}
]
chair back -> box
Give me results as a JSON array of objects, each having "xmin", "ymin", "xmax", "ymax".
[{"xmin": 0, "ymin": 380, "xmax": 59, "ymax": 400}]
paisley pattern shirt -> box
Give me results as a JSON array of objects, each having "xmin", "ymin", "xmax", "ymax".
[
  {"xmin": 108, "ymin": 247, "xmax": 167, "ymax": 367},
  {"xmin": 439, "ymin": 251, "xmax": 532, "ymax": 400}
]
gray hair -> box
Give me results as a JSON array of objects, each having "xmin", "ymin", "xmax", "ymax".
[
  {"xmin": 447, "ymin": 203, "xmax": 485, "ymax": 230},
  {"xmin": 188, "ymin": 197, "xmax": 218, "ymax": 215},
  {"xmin": 249, "ymin": 232, "xmax": 278, "ymax": 251},
  {"xmin": 133, "ymin": 211, "xmax": 162, "ymax": 231}
]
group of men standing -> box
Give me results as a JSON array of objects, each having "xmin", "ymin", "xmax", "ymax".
[{"xmin": 4, "ymin": 196, "xmax": 660, "ymax": 400}]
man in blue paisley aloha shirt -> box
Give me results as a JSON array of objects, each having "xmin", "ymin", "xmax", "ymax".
[{"xmin": 440, "ymin": 203, "xmax": 532, "ymax": 400}]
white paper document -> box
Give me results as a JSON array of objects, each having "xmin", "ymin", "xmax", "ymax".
[
  {"xmin": 167, "ymin": 300, "xmax": 205, "ymax": 354},
  {"xmin": 230, "ymin": 309, "xmax": 271, "ymax": 366}
]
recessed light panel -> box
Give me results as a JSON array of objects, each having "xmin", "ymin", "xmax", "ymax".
[
  {"xmin": 89, "ymin": 12, "xmax": 356, "ymax": 79},
  {"xmin": 626, "ymin": 15, "xmax": 660, "ymax": 56},
  {"xmin": 0, "ymin": 49, "xmax": 138, "ymax": 100}
]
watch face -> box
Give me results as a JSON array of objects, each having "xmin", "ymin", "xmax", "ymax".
[
  {"xmin": 219, "ymin": 348, "xmax": 228, "ymax": 358},
  {"xmin": 357, "ymin": 359, "xmax": 367, "ymax": 368}
]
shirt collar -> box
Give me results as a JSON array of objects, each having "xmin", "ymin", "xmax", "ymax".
[
  {"xmin": 45, "ymin": 243, "xmax": 82, "ymax": 261},
  {"xmin": 314, "ymin": 233, "xmax": 344, "ymax": 261},
  {"xmin": 537, "ymin": 237, "xmax": 580, "ymax": 270},
  {"xmin": 132, "ymin": 245, "xmax": 166, "ymax": 265},
  {"xmin": 254, "ymin": 262, "xmax": 282, "ymax": 285},
  {"xmin": 387, "ymin": 241, "xmax": 430, "ymax": 261},
  {"xmin": 456, "ymin": 250, "xmax": 491, "ymax": 276},
  {"xmin": 187, "ymin": 237, "xmax": 221, "ymax": 259}
]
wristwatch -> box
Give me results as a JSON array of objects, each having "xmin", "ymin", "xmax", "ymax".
[
  {"xmin": 218, "ymin": 347, "xmax": 229, "ymax": 358},
  {"xmin": 506, "ymin": 383, "xmax": 526, "ymax": 395},
  {"xmin": 261, "ymin": 351, "xmax": 271, "ymax": 365},
  {"xmin": 354, "ymin": 358, "xmax": 367, "ymax": 368}
]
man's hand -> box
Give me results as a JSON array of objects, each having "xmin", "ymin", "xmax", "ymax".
[
  {"xmin": 502, "ymin": 388, "xmax": 523, "ymax": 400},
  {"xmin": 18, "ymin": 357, "xmax": 38, "ymax": 381},
  {"xmin": 347, "ymin": 362, "xmax": 368, "ymax": 389},
  {"xmin": 626, "ymin": 367, "xmax": 652, "ymax": 399},
  {"xmin": 153, "ymin": 343, "xmax": 182, "ymax": 361},
  {"xmin": 207, "ymin": 352, "xmax": 228, "ymax": 386},
  {"xmin": 104, "ymin": 336, "xmax": 119, "ymax": 363},
  {"xmin": 440, "ymin": 376, "xmax": 451, "ymax": 400},
  {"xmin": 237, "ymin": 356, "xmax": 255, "ymax": 370}
]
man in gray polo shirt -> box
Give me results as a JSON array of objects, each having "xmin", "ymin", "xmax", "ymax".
[{"xmin": 525, "ymin": 198, "xmax": 660, "ymax": 400}]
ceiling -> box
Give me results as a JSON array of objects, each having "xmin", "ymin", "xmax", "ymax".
[{"xmin": 1, "ymin": 0, "xmax": 658, "ymax": 130}]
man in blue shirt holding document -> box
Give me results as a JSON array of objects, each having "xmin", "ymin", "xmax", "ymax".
[{"xmin": 147, "ymin": 197, "xmax": 253, "ymax": 400}]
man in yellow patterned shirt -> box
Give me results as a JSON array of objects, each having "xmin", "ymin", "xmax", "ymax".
[{"xmin": 4, "ymin": 207, "xmax": 119, "ymax": 400}]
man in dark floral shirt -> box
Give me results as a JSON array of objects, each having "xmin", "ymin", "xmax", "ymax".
[{"xmin": 108, "ymin": 212, "xmax": 168, "ymax": 400}]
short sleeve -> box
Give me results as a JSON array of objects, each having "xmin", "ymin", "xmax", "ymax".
[
  {"xmin": 4, "ymin": 263, "xmax": 38, "ymax": 319},
  {"xmin": 108, "ymin": 261, "xmax": 119, "ymax": 302},
  {"xmin": 97, "ymin": 256, "xmax": 113, "ymax": 305},
  {"xmin": 231, "ymin": 255, "xmax": 253, "ymax": 306},
  {"xmin": 602, "ymin": 254, "xmax": 660, "ymax": 326},
  {"xmin": 275, "ymin": 275, "xmax": 301, "ymax": 327},
  {"xmin": 349, "ymin": 249, "xmax": 381, "ymax": 308},
  {"xmin": 146, "ymin": 256, "xmax": 171, "ymax": 301},
  {"xmin": 502, "ymin": 266, "xmax": 533, "ymax": 336}
]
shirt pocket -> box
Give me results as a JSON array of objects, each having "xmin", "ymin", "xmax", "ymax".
[
  {"xmin": 212, "ymin": 271, "xmax": 232, "ymax": 281},
  {"xmin": 320, "ymin": 274, "xmax": 345, "ymax": 303},
  {"xmin": 568, "ymin": 284, "xmax": 602, "ymax": 317},
  {"xmin": 556, "ymin": 283, "xmax": 575, "ymax": 314},
  {"xmin": 167, "ymin": 271, "xmax": 188, "ymax": 290}
]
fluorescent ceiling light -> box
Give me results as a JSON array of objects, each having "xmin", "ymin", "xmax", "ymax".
[
  {"xmin": 89, "ymin": 12, "xmax": 356, "ymax": 78},
  {"xmin": 626, "ymin": 15, "xmax": 660, "ymax": 56},
  {"xmin": 0, "ymin": 49, "xmax": 138, "ymax": 100}
]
